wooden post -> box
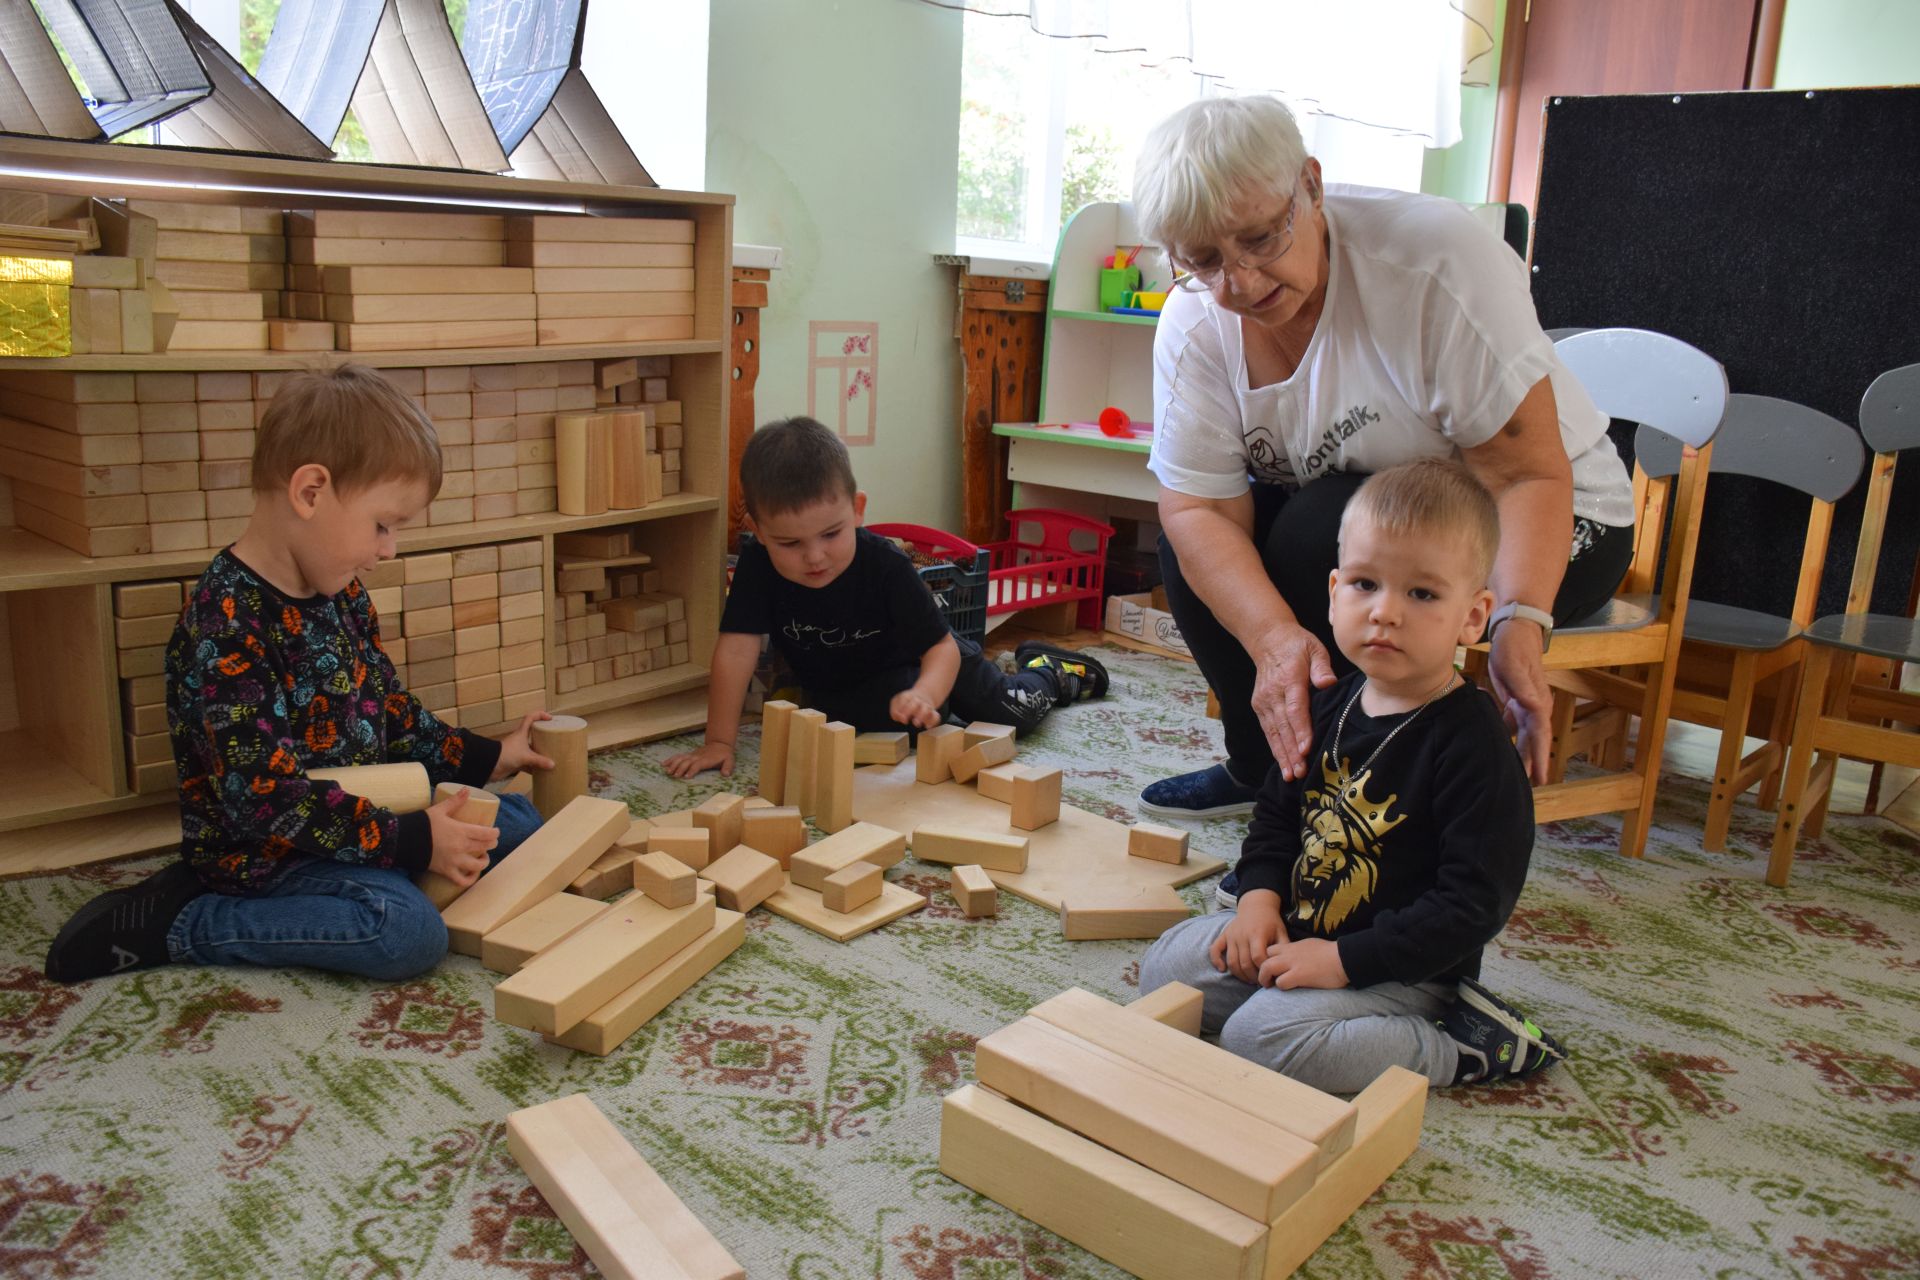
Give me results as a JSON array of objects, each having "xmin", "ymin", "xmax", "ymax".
[
  {"xmin": 608, "ymin": 410, "xmax": 644, "ymax": 509},
  {"xmin": 556, "ymin": 412, "xmax": 592, "ymax": 515},
  {"xmin": 531, "ymin": 714, "xmax": 590, "ymax": 819},
  {"xmin": 758, "ymin": 699, "xmax": 796, "ymax": 802}
]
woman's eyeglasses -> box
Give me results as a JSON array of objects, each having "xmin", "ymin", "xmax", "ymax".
[{"xmin": 1170, "ymin": 187, "xmax": 1306, "ymax": 292}]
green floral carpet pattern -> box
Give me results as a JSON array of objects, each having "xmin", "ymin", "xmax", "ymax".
[{"xmin": 1, "ymin": 644, "xmax": 1916, "ymax": 1279}]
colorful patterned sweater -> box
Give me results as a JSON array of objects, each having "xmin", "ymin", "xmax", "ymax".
[{"xmin": 165, "ymin": 550, "xmax": 500, "ymax": 895}]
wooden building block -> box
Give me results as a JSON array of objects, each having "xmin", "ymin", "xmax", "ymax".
[
  {"xmin": 1030, "ymin": 988, "xmax": 1357, "ymax": 1161},
  {"xmin": 569, "ymin": 848, "xmax": 643, "ymax": 899},
  {"xmin": 939, "ymin": 1085, "xmax": 1269, "ymax": 1280},
  {"xmin": 950, "ymin": 733, "xmax": 1016, "ymax": 784},
  {"xmin": 949, "ymin": 864, "xmax": 997, "ymax": 918},
  {"xmin": 1059, "ymin": 885, "xmax": 1190, "ymax": 942},
  {"xmin": 853, "ymin": 731, "xmax": 908, "ymax": 765},
  {"xmin": 1127, "ymin": 822, "xmax": 1190, "ymax": 865},
  {"xmin": 547, "ymin": 909, "xmax": 747, "ymax": 1056},
  {"xmin": 790, "ymin": 822, "xmax": 907, "ymax": 892},
  {"xmin": 784, "ymin": 707, "xmax": 826, "ymax": 816},
  {"xmin": 1011, "ymin": 767, "xmax": 1062, "ymax": 831},
  {"xmin": 647, "ymin": 827, "xmax": 711, "ymax": 871},
  {"xmin": 495, "ymin": 892, "xmax": 716, "ymax": 1035},
  {"xmin": 762, "ymin": 879, "xmax": 925, "ymax": 943},
  {"xmin": 974, "ymin": 1017, "xmax": 1317, "ymax": 1223},
  {"xmin": 691, "ymin": 792, "xmax": 746, "ymax": 856},
  {"xmin": 634, "ymin": 850, "xmax": 698, "ymax": 908},
  {"xmin": 975, "ymin": 762, "xmax": 1023, "ymax": 802},
  {"xmin": 739, "ymin": 805, "xmax": 806, "ymax": 867},
  {"xmin": 816, "ymin": 721, "xmax": 855, "ymax": 833},
  {"xmin": 307, "ymin": 762, "xmax": 431, "ymax": 812},
  {"xmin": 480, "ymin": 892, "xmax": 611, "ymax": 973},
  {"xmin": 1128, "ymin": 983, "xmax": 1204, "ymax": 1038},
  {"xmin": 911, "ymin": 825, "xmax": 1029, "ymax": 873},
  {"xmin": 504, "ymin": 1092, "xmax": 745, "ymax": 1280},
  {"xmin": 113, "ymin": 580, "xmax": 181, "ymax": 618},
  {"xmin": 697, "ymin": 845, "xmax": 785, "ymax": 913},
  {"xmin": 442, "ymin": 795, "xmax": 629, "ymax": 955},
  {"xmin": 268, "ymin": 319, "xmax": 334, "ymax": 351},
  {"xmin": 821, "ymin": 861, "xmax": 881, "ymax": 913},
  {"xmin": 963, "ymin": 722, "xmax": 1016, "ymax": 749},
  {"xmin": 915, "ymin": 724, "xmax": 963, "ymax": 784},
  {"xmin": 531, "ymin": 714, "xmax": 589, "ymax": 819}
]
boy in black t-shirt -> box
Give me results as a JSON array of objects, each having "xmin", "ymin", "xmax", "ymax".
[
  {"xmin": 665, "ymin": 416, "xmax": 1107, "ymax": 780},
  {"xmin": 1140, "ymin": 459, "xmax": 1565, "ymax": 1091}
]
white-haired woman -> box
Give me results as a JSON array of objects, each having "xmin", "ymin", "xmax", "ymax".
[{"xmin": 1135, "ymin": 96, "xmax": 1634, "ymax": 859}]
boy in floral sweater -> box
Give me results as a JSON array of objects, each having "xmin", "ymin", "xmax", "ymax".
[{"xmin": 46, "ymin": 366, "xmax": 555, "ymax": 984}]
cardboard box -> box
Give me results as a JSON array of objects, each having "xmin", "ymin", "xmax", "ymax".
[{"xmin": 1104, "ymin": 590, "xmax": 1192, "ymax": 661}]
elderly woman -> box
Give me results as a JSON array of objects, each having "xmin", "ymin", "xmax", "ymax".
[{"xmin": 1135, "ymin": 95, "xmax": 1634, "ymax": 835}]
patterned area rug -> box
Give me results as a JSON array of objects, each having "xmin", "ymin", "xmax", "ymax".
[{"xmin": 2, "ymin": 644, "xmax": 1917, "ymax": 1279}]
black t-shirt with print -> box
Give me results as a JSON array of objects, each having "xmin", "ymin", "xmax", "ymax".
[
  {"xmin": 721, "ymin": 527, "xmax": 952, "ymax": 692},
  {"xmin": 1236, "ymin": 669, "xmax": 1535, "ymax": 988}
]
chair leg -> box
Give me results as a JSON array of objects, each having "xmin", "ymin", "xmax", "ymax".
[
  {"xmin": 1803, "ymin": 654, "xmax": 1857, "ymax": 840},
  {"xmin": 1547, "ymin": 690, "xmax": 1575, "ymax": 784},
  {"xmin": 1620, "ymin": 652, "xmax": 1684, "ymax": 860},
  {"xmin": 1704, "ymin": 649, "xmax": 1758, "ymax": 852},
  {"xmin": 1757, "ymin": 667, "xmax": 1797, "ymax": 810},
  {"xmin": 1769, "ymin": 646, "xmax": 1836, "ymax": 888}
]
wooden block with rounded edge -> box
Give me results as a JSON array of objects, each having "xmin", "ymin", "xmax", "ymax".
[
  {"xmin": 915, "ymin": 724, "xmax": 963, "ymax": 783},
  {"xmin": 821, "ymin": 861, "xmax": 881, "ymax": 913},
  {"xmin": 531, "ymin": 714, "xmax": 589, "ymax": 819},
  {"xmin": 790, "ymin": 822, "xmax": 907, "ymax": 892},
  {"xmin": 963, "ymin": 722, "xmax": 1016, "ymax": 749},
  {"xmin": 696, "ymin": 845, "xmax": 785, "ymax": 913},
  {"xmin": 950, "ymin": 734, "xmax": 1016, "ymax": 784},
  {"xmin": 950, "ymin": 864, "xmax": 997, "ymax": 917},
  {"xmin": 1128, "ymin": 822, "xmax": 1190, "ymax": 865},
  {"xmin": 1128, "ymin": 983, "xmax": 1204, "ymax": 1037},
  {"xmin": 569, "ymin": 847, "xmax": 642, "ymax": 899},
  {"xmin": 911, "ymin": 825, "xmax": 1029, "ymax": 873},
  {"xmin": 495, "ymin": 892, "xmax": 716, "ymax": 1035},
  {"xmin": 757, "ymin": 699, "xmax": 795, "ymax": 803},
  {"xmin": 939, "ymin": 1085, "xmax": 1268, "ymax": 1280},
  {"xmin": 692, "ymin": 792, "xmax": 746, "ymax": 856},
  {"xmin": 308, "ymin": 762, "xmax": 431, "ymax": 812},
  {"xmin": 853, "ymin": 731, "xmax": 908, "ymax": 764},
  {"xmin": 442, "ymin": 795, "xmax": 629, "ymax": 955},
  {"xmin": 634, "ymin": 850, "xmax": 698, "ymax": 908},
  {"xmin": 503, "ymin": 1092, "xmax": 746, "ymax": 1280},
  {"xmin": 975, "ymin": 762, "xmax": 1023, "ymax": 802},
  {"xmin": 648, "ymin": 826, "xmax": 711, "ymax": 870},
  {"xmin": 739, "ymin": 806, "xmax": 805, "ymax": 867},
  {"xmin": 546, "ymin": 908, "xmax": 747, "ymax": 1056},
  {"xmin": 1060, "ymin": 885, "xmax": 1190, "ymax": 941},
  {"xmin": 480, "ymin": 892, "xmax": 611, "ymax": 972},
  {"xmin": 816, "ymin": 721, "xmax": 855, "ymax": 833},
  {"xmin": 1011, "ymin": 767, "xmax": 1062, "ymax": 831}
]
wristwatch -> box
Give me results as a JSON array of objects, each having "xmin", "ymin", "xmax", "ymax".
[{"xmin": 1488, "ymin": 601, "xmax": 1554, "ymax": 651}]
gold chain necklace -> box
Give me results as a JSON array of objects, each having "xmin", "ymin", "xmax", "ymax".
[{"xmin": 1327, "ymin": 671, "xmax": 1458, "ymax": 803}]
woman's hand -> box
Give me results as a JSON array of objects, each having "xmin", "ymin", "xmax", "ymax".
[
  {"xmin": 1252, "ymin": 624, "xmax": 1338, "ymax": 781},
  {"xmin": 1489, "ymin": 619, "xmax": 1553, "ymax": 781}
]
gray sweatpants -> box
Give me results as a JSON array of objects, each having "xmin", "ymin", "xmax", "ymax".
[{"xmin": 1140, "ymin": 912, "xmax": 1460, "ymax": 1094}]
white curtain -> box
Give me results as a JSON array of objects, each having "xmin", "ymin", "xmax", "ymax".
[{"xmin": 928, "ymin": 0, "xmax": 1475, "ymax": 146}]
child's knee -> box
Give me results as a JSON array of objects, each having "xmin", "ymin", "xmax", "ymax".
[
  {"xmin": 1140, "ymin": 913, "xmax": 1222, "ymax": 990},
  {"xmin": 365, "ymin": 897, "xmax": 448, "ymax": 980}
]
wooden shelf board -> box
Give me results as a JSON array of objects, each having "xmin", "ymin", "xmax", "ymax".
[
  {"xmin": 0, "ymin": 796, "xmax": 180, "ymax": 878},
  {"xmin": 992, "ymin": 423, "xmax": 1151, "ymax": 454},
  {"xmin": 0, "ymin": 339, "xmax": 726, "ymax": 373},
  {"xmin": 557, "ymin": 664, "xmax": 708, "ymax": 718},
  {"xmin": 581, "ymin": 686, "xmax": 710, "ymax": 752},
  {"xmin": 0, "ymin": 495, "xmax": 718, "ymax": 590},
  {"xmin": 1051, "ymin": 308, "xmax": 1161, "ymax": 327},
  {"xmin": 0, "ymin": 727, "xmax": 136, "ymax": 832}
]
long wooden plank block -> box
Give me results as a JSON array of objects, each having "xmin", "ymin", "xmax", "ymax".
[
  {"xmin": 336, "ymin": 319, "xmax": 537, "ymax": 351},
  {"xmin": 761, "ymin": 879, "xmax": 925, "ymax": 943},
  {"xmin": 319, "ymin": 264, "xmax": 534, "ymax": 294},
  {"xmin": 506, "ymin": 1093, "xmax": 744, "ymax": 1280},
  {"xmin": 1262, "ymin": 1068, "xmax": 1426, "ymax": 1279},
  {"xmin": 784, "ymin": 708, "xmax": 826, "ymax": 818},
  {"xmin": 816, "ymin": 721, "xmax": 855, "ymax": 833},
  {"xmin": 289, "ymin": 209, "xmax": 505, "ymax": 241},
  {"xmin": 789, "ymin": 821, "xmax": 906, "ymax": 891},
  {"xmin": 547, "ymin": 908, "xmax": 747, "ymax": 1055},
  {"xmin": 495, "ymin": 893, "xmax": 717, "ymax": 1035},
  {"xmin": 911, "ymin": 825, "xmax": 1029, "ymax": 872},
  {"xmin": 325, "ymin": 292, "xmax": 536, "ymax": 323},
  {"xmin": 940, "ymin": 1084, "xmax": 1268, "ymax": 1280},
  {"xmin": 1031, "ymin": 988, "xmax": 1357, "ymax": 1162},
  {"xmin": 480, "ymin": 892, "xmax": 612, "ymax": 973},
  {"xmin": 973, "ymin": 1017, "xmax": 1317, "ymax": 1222},
  {"xmin": 506, "ymin": 216, "xmax": 696, "ymax": 243},
  {"xmin": 442, "ymin": 795, "xmax": 629, "ymax": 955}
]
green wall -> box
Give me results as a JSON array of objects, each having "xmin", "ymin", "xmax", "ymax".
[
  {"xmin": 1774, "ymin": 0, "xmax": 1920, "ymax": 87},
  {"xmin": 705, "ymin": 0, "xmax": 965, "ymax": 531},
  {"xmin": 1421, "ymin": 0, "xmax": 1505, "ymax": 203}
]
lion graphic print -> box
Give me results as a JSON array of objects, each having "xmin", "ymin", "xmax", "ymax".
[{"xmin": 1288, "ymin": 753, "xmax": 1409, "ymax": 935}]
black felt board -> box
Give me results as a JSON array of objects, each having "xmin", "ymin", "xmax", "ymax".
[{"xmin": 1530, "ymin": 87, "xmax": 1920, "ymax": 618}]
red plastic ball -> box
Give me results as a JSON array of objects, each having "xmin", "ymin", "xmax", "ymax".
[{"xmin": 1097, "ymin": 406, "xmax": 1130, "ymax": 436}]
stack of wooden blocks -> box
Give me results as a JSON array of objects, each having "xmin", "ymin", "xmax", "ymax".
[
  {"xmin": 359, "ymin": 539, "xmax": 547, "ymax": 731},
  {"xmin": 551, "ymin": 356, "xmax": 685, "ymax": 514},
  {"xmin": 111, "ymin": 575, "xmax": 200, "ymax": 793},
  {"xmin": 550, "ymin": 526, "xmax": 689, "ymax": 694},
  {"xmin": 509, "ymin": 216, "xmax": 697, "ymax": 346},
  {"xmin": 137, "ymin": 200, "xmax": 284, "ymax": 352},
  {"xmin": 941, "ymin": 986, "xmax": 1427, "ymax": 1280}
]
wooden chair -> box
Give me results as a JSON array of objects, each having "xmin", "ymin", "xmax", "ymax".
[
  {"xmin": 1559, "ymin": 396, "xmax": 1864, "ymax": 851},
  {"xmin": 1468, "ymin": 328, "xmax": 1727, "ymax": 858},
  {"xmin": 1769, "ymin": 364, "xmax": 1920, "ymax": 886}
]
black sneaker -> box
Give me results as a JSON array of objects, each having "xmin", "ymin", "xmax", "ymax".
[
  {"xmin": 1213, "ymin": 869, "xmax": 1241, "ymax": 910},
  {"xmin": 1441, "ymin": 977, "xmax": 1567, "ymax": 1084},
  {"xmin": 44, "ymin": 861, "xmax": 203, "ymax": 984},
  {"xmin": 1139, "ymin": 762, "xmax": 1259, "ymax": 818},
  {"xmin": 1014, "ymin": 642, "xmax": 1109, "ymax": 701}
]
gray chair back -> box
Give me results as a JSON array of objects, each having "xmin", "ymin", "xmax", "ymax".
[
  {"xmin": 1860, "ymin": 364, "xmax": 1920, "ymax": 455},
  {"xmin": 1635, "ymin": 393, "xmax": 1864, "ymax": 501},
  {"xmin": 1555, "ymin": 327, "xmax": 1727, "ymax": 451}
]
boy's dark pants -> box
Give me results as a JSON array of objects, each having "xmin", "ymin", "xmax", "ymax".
[{"xmin": 809, "ymin": 637, "xmax": 1057, "ymax": 736}]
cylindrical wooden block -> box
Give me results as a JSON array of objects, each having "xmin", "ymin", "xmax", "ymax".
[
  {"xmin": 585, "ymin": 413, "xmax": 611, "ymax": 515},
  {"xmin": 608, "ymin": 410, "xmax": 644, "ymax": 509},
  {"xmin": 308, "ymin": 762, "xmax": 431, "ymax": 813},
  {"xmin": 556, "ymin": 413, "xmax": 592, "ymax": 515},
  {"xmin": 530, "ymin": 714, "xmax": 590, "ymax": 819}
]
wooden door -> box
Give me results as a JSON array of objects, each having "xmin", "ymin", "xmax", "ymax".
[{"xmin": 1493, "ymin": 0, "xmax": 1778, "ymax": 213}]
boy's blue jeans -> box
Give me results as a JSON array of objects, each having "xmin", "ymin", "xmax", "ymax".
[{"xmin": 166, "ymin": 792, "xmax": 543, "ymax": 981}]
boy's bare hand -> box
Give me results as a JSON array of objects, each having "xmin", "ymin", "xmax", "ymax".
[
  {"xmin": 1209, "ymin": 890, "xmax": 1286, "ymax": 983},
  {"xmin": 889, "ymin": 689, "xmax": 942, "ymax": 730},
  {"xmin": 664, "ymin": 741, "xmax": 734, "ymax": 780},
  {"xmin": 427, "ymin": 787, "xmax": 499, "ymax": 886},
  {"xmin": 491, "ymin": 711, "xmax": 557, "ymax": 780},
  {"xmin": 1258, "ymin": 937, "xmax": 1348, "ymax": 990}
]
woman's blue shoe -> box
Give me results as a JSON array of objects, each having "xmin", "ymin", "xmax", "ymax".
[{"xmin": 1138, "ymin": 763, "xmax": 1258, "ymax": 819}]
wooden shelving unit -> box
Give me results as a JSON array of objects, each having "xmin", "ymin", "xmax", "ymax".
[{"xmin": 0, "ymin": 137, "xmax": 733, "ymax": 868}]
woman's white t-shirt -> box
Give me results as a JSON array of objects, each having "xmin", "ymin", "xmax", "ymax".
[{"xmin": 1148, "ymin": 184, "xmax": 1634, "ymax": 528}]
